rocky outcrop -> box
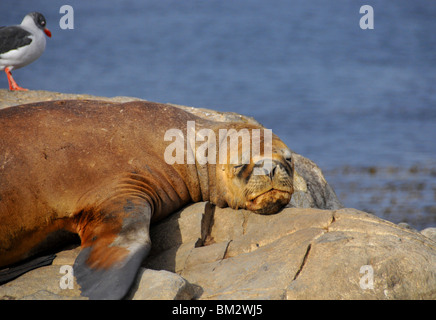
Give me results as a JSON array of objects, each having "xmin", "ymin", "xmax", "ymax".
[
  {"xmin": 147, "ymin": 203, "xmax": 436, "ymax": 300},
  {"xmin": 1, "ymin": 203, "xmax": 436, "ymax": 300},
  {"xmin": 1, "ymin": 90, "xmax": 435, "ymax": 300}
]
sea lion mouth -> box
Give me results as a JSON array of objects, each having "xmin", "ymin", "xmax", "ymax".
[{"xmin": 245, "ymin": 189, "xmax": 292, "ymax": 215}]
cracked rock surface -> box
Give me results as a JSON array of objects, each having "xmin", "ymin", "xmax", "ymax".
[
  {"xmin": 146, "ymin": 203, "xmax": 436, "ymax": 299},
  {"xmin": 2, "ymin": 203, "xmax": 435, "ymax": 300}
]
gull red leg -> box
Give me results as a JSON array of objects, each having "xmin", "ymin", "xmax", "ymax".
[{"xmin": 5, "ymin": 67, "xmax": 28, "ymax": 91}]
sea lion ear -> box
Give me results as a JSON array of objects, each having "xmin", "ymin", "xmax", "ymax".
[{"xmin": 73, "ymin": 198, "xmax": 152, "ymax": 300}]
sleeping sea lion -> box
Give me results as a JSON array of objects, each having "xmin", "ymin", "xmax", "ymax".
[{"xmin": 0, "ymin": 100, "xmax": 293, "ymax": 299}]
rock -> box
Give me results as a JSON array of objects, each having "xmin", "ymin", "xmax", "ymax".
[
  {"xmin": 52, "ymin": 246, "xmax": 81, "ymax": 266},
  {"xmin": 128, "ymin": 269, "xmax": 196, "ymax": 300},
  {"xmin": 0, "ymin": 264, "xmax": 85, "ymax": 300},
  {"xmin": 8, "ymin": 203, "xmax": 434, "ymax": 300},
  {"xmin": 289, "ymin": 153, "xmax": 343, "ymax": 210},
  {"xmin": 397, "ymin": 222, "xmax": 416, "ymax": 231},
  {"xmin": 20, "ymin": 290, "xmax": 69, "ymax": 300},
  {"xmin": 144, "ymin": 204, "xmax": 436, "ymax": 300},
  {"xmin": 0, "ymin": 89, "xmax": 140, "ymax": 110},
  {"xmin": 421, "ymin": 228, "xmax": 436, "ymax": 242}
]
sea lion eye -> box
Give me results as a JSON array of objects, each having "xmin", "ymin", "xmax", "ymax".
[{"xmin": 232, "ymin": 164, "xmax": 245, "ymax": 175}]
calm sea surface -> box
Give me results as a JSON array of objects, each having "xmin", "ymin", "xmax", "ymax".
[{"xmin": 1, "ymin": 0, "xmax": 435, "ymax": 229}]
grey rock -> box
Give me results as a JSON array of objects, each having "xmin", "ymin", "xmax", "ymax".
[
  {"xmin": 421, "ymin": 228, "xmax": 436, "ymax": 243},
  {"xmin": 146, "ymin": 205, "xmax": 436, "ymax": 300},
  {"xmin": 128, "ymin": 269, "xmax": 196, "ymax": 300},
  {"xmin": 0, "ymin": 265, "xmax": 84, "ymax": 300}
]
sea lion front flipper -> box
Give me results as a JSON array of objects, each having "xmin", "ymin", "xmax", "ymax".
[{"xmin": 73, "ymin": 198, "xmax": 152, "ymax": 300}]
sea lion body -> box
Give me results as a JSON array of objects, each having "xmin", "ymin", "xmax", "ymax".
[{"xmin": 0, "ymin": 100, "xmax": 293, "ymax": 299}]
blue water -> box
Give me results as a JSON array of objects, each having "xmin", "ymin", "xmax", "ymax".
[{"xmin": 1, "ymin": 0, "xmax": 436, "ymax": 228}]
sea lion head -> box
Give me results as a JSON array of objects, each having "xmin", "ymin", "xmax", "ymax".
[{"xmin": 215, "ymin": 126, "xmax": 294, "ymax": 214}]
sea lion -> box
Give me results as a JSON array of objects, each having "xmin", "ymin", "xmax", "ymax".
[{"xmin": 0, "ymin": 100, "xmax": 294, "ymax": 299}]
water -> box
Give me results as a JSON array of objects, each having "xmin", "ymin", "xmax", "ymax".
[{"xmin": 1, "ymin": 0, "xmax": 435, "ymax": 229}]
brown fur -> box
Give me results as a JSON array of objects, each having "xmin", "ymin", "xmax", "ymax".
[{"xmin": 0, "ymin": 100, "xmax": 293, "ymax": 270}]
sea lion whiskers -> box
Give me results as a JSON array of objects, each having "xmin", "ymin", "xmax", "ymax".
[{"xmin": 243, "ymin": 176, "xmax": 271, "ymax": 199}]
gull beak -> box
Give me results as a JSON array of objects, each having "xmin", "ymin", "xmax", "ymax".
[{"xmin": 44, "ymin": 28, "xmax": 52, "ymax": 38}]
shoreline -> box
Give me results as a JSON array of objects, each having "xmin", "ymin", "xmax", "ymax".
[{"xmin": 325, "ymin": 164, "xmax": 436, "ymax": 230}]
